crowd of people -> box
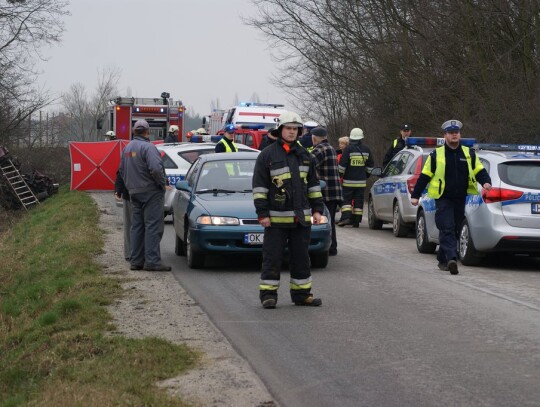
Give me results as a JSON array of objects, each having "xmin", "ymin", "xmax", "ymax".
[{"xmin": 112, "ymin": 111, "xmax": 490, "ymax": 308}]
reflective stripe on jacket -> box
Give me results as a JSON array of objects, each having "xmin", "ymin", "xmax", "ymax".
[
  {"xmin": 422, "ymin": 145, "xmax": 483, "ymax": 198},
  {"xmin": 338, "ymin": 141, "xmax": 374, "ymax": 188}
]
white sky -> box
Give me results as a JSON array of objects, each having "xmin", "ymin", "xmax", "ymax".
[{"xmin": 36, "ymin": 0, "xmax": 289, "ymax": 116}]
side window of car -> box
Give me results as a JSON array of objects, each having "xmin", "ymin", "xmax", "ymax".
[
  {"xmin": 407, "ymin": 156, "xmax": 421, "ymax": 175},
  {"xmin": 161, "ymin": 152, "xmax": 178, "ymax": 169},
  {"xmin": 384, "ymin": 152, "xmax": 411, "ymax": 176},
  {"xmin": 244, "ymin": 134, "xmax": 253, "ymax": 147},
  {"xmin": 186, "ymin": 159, "xmax": 200, "ymax": 186},
  {"xmin": 235, "ymin": 133, "xmax": 244, "ymax": 143},
  {"xmin": 479, "ymin": 158, "xmax": 490, "ymax": 174}
]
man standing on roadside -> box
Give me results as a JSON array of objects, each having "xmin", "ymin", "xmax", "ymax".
[
  {"xmin": 253, "ymin": 111, "xmax": 324, "ymax": 309},
  {"xmin": 411, "ymin": 120, "xmax": 491, "ymax": 275},
  {"xmin": 383, "ymin": 124, "xmax": 412, "ymax": 168},
  {"xmin": 215, "ymin": 124, "xmax": 239, "ymax": 153},
  {"xmin": 119, "ymin": 120, "xmax": 171, "ymax": 272},
  {"xmin": 311, "ymin": 126, "xmax": 343, "ymax": 256}
]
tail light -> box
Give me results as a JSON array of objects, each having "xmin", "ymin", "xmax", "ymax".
[
  {"xmin": 482, "ymin": 187, "xmax": 523, "ymax": 203},
  {"xmin": 407, "ymin": 175, "xmax": 419, "ymax": 194}
]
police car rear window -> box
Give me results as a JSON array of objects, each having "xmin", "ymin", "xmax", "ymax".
[{"xmin": 498, "ymin": 162, "xmax": 540, "ymax": 190}]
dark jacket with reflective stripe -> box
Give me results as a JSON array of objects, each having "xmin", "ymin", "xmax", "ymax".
[
  {"xmin": 338, "ymin": 140, "xmax": 374, "ymax": 188},
  {"xmin": 253, "ymin": 138, "xmax": 324, "ymax": 227}
]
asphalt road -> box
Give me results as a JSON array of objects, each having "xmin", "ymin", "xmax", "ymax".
[{"xmin": 162, "ymin": 222, "xmax": 540, "ymax": 407}]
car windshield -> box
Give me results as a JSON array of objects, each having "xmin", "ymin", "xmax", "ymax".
[
  {"xmin": 196, "ymin": 159, "xmax": 256, "ymax": 193},
  {"xmin": 498, "ymin": 161, "xmax": 540, "ymax": 189}
]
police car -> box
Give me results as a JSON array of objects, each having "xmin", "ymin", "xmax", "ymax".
[
  {"xmin": 157, "ymin": 141, "xmax": 258, "ymax": 215},
  {"xmin": 415, "ymin": 143, "xmax": 540, "ymax": 265},
  {"xmin": 368, "ymin": 137, "xmax": 476, "ymax": 237}
]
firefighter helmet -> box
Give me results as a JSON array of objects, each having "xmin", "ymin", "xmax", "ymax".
[
  {"xmin": 277, "ymin": 111, "xmax": 303, "ymax": 128},
  {"xmin": 105, "ymin": 130, "xmax": 116, "ymax": 140},
  {"xmin": 349, "ymin": 128, "xmax": 364, "ymax": 140},
  {"xmin": 169, "ymin": 125, "xmax": 179, "ymax": 133},
  {"xmin": 224, "ymin": 124, "xmax": 235, "ymax": 133},
  {"xmin": 196, "ymin": 127, "xmax": 208, "ymax": 135}
]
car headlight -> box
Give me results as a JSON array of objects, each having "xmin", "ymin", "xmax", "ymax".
[
  {"xmin": 312, "ymin": 215, "xmax": 329, "ymax": 224},
  {"xmin": 197, "ymin": 216, "xmax": 240, "ymax": 225}
]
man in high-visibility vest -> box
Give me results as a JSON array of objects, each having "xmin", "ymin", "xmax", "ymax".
[
  {"xmin": 215, "ymin": 124, "xmax": 238, "ymax": 153},
  {"xmin": 411, "ymin": 120, "xmax": 492, "ymax": 275},
  {"xmin": 382, "ymin": 123, "xmax": 412, "ymax": 168}
]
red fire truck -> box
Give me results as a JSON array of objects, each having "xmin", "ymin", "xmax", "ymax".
[{"xmin": 104, "ymin": 92, "xmax": 186, "ymax": 142}]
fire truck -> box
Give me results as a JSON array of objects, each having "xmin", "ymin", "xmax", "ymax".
[{"xmin": 103, "ymin": 92, "xmax": 186, "ymax": 142}]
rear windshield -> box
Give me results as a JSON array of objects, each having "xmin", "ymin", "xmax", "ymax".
[{"xmin": 498, "ymin": 162, "xmax": 540, "ymax": 189}]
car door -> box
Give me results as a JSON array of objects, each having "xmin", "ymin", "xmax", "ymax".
[
  {"xmin": 175, "ymin": 160, "xmax": 200, "ymax": 234},
  {"xmin": 372, "ymin": 152, "xmax": 412, "ymax": 221}
]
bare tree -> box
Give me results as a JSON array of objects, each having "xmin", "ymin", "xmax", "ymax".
[
  {"xmin": 0, "ymin": 0, "xmax": 69, "ymax": 146},
  {"xmin": 61, "ymin": 66, "xmax": 121, "ymax": 142}
]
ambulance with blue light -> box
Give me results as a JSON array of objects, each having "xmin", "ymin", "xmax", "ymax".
[
  {"xmin": 415, "ymin": 143, "xmax": 540, "ymax": 265},
  {"xmin": 368, "ymin": 137, "xmax": 476, "ymax": 237}
]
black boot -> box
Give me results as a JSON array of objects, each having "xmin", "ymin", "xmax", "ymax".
[{"xmin": 337, "ymin": 218, "xmax": 351, "ymax": 227}]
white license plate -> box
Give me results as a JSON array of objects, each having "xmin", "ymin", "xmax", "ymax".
[
  {"xmin": 532, "ymin": 203, "xmax": 540, "ymax": 214},
  {"xmin": 244, "ymin": 233, "xmax": 264, "ymax": 245}
]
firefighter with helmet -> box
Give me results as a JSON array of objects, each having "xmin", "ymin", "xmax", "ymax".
[
  {"xmin": 165, "ymin": 125, "xmax": 179, "ymax": 143},
  {"xmin": 215, "ymin": 124, "xmax": 238, "ymax": 153},
  {"xmin": 252, "ymin": 111, "xmax": 324, "ymax": 309},
  {"xmin": 105, "ymin": 130, "xmax": 117, "ymax": 141},
  {"xmin": 337, "ymin": 128, "xmax": 374, "ymax": 227}
]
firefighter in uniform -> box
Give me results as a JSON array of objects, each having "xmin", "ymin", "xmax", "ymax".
[
  {"xmin": 253, "ymin": 111, "xmax": 324, "ymax": 309},
  {"xmin": 411, "ymin": 120, "xmax": 491, "ymax": 275},
  {"xmin": 382, "ymin": 124, "xmax": 412, "ymax": 168},
  {"xmin": 337, "ymin": 128, "xmax": 374, "ymax": 227},
  {"xmin": 164, "ymin": 125, "xmax": 179, "ymax": 143},
  {"xmin": 215, "ymin": 124, "xmax": 238, "ymax": 153}
]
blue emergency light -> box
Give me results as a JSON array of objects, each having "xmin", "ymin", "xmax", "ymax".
[
  {"xmin": 474, "ymin": 143, "xmax": 540, "ymax": 152},
  {"xmin": 190, "ymin": 135, "xmax": 223, "ymax": 143},
  {"xmin": 406, "ymin": 137, "xmax": 476, "ymax": 148},
  {"xmin": 239, "ymin": 124, "xmax": 265, "ymax": 130}
]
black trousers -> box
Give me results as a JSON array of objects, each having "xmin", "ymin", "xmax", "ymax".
[
  {"xmin": 341, "ymin": 187, "xmax": 365, "ymax": 222},
  {"xmin": 435, "ymin": 197, "xmax": 466, "ymax": 264},
  {"xmin": 259, "ymin": 224, "xmax": 312, "ymax": 303},
  {"xmin": 325, "ymin": 200, "xmax": 339, "ymax": 252}
]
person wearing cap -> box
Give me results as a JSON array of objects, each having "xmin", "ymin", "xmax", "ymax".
[
  {"xmin": 215, "ymin": 124, "xmax": 239, "ymax": 153},
  {"xmin": 119, "ymin": 119, "xmax": 171, "ymax": 272},
  {"xmin": 337, "ymin": 128, "xmax": 374, "ymax": 227},
  {"xmin": 382, "ymin": 124, "xmax": 412, "ymax": 168},
  {"xmin": 311, "ymin": 126, "xmax": 343, "ymax": 256},
  {"xmin": 164, "ymin": 125, "xmax": 179, "ymax": 143},
  {"xmin": 253, "ymin": 111, "xmax": 324, "ymax": 309},
  {"xmin": 298, "ymin": 120, "xmax": 318, "ymax": 152},
  {"xmin": 411, "ymin": 120, "xmax": 492, "ymax": 275}
]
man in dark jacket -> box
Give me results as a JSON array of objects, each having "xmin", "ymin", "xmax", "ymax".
[
  {"xmin": 337, "ymin": 128, "xmax": 374, "ymax": 227},
  {"xmin": 258, "ymin": 128, "xmax": 278, "ymax": 151},
  {"xmin": 311, "ymin": 126, "xmax": 343, "ymax": 256},
  {"xmin": 253, "ymin": 111, "xmax": 325, "ymax": 309},
  {"xmin": 119, "ymin": 120, "xmax": 171, "ymax": 272},
  {"xmin": 382, "ymin": 124, "xmax": 412, "ymax": 168},
  {"xmin": 215, "ymin": 124, "xmax": 238, "ymax": 153},
  {"xmin": 411, "ymin": 120, "xmax": 492, "ymax": 275}
]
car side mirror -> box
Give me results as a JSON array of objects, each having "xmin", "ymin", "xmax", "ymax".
[
  {"xmin": 371, "ymin": 167, "xmax": 382, "ymax": 177},
  {"xmin": 176, "ymin": 180, "xmax": 192, "ymax": 192}
]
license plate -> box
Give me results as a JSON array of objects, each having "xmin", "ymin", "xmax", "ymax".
[
  {"xmin": 244, "ymin": 233, "xmax": 264, "ymax": 245},
  {"xmin": 532, "ymin": 203, "xmax": 540, "ymax": 214}
]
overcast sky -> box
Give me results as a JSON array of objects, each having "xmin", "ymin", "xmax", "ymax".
[{"xmin": 37, "ymin": 0, "xmax": 288, "ymax": 116}]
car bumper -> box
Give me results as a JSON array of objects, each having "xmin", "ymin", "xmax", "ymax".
[{"xmin": 189, "ymin": 224, "xmax": 331, "ymax": 254}]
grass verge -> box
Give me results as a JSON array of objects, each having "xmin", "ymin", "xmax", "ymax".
[{"xmin": 0, "ymin": 186, "xmax": 198, "ymax": 407}]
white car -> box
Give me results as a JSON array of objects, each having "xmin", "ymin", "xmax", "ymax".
[
  {"xmin": 416, "ymin": 143, "xmax": 540, "ymax": 265},
  {"xmin": 157, "ymin": 142, "xmax": 258, "ymax": 215}
]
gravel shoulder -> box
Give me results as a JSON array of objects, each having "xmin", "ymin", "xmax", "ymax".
[{"xmin": 91, "ymin": 192, "xmax": 277, "ymax": 407}]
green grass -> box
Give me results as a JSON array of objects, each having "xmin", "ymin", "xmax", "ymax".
[{"xmin": 0, "ymin": 186, "xmax": 198, "ymax": 407}]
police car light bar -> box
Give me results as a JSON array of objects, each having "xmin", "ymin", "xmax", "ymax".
[
  {"xmin": 406, "ymin": 137, "xmax": 476, "ymax": 147},
  {"xmin": 240, "ymin": 124, "xmax": 265, "ymax": 130},
  {"xmin": 190, "ymin": 135, "xmax": 223, "ymax": 143},
  {"xmin": 474, "ymin": 143, "xmax": 540, "ymax": 152}
]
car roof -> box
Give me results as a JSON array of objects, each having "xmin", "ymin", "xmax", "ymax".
[
  {"xmin": 476, "ymin": 149, "xmax": 540, "ymax": 162},
  {"xmin": 156, "ymin": 142, "xmax": 216, "ymax": 151},
  {"xmin": 197, "ymin": 151, "xmax": 260, "ymax": 164}
]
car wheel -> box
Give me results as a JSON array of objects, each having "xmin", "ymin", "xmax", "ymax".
[
  {"xmin": 368, "ymin": 196, "xmax": 383, "ymax": 230},
  {"xmin": 393, "ymin": 201, "xmax": 410, "ymax": 237},
  {"xmin": 174, "ymin": 232, "xmax": 185, "ymax": 256},
  {"xmin": 458, "ymin": 219, "xmax": 484, "ymax": 266},
  {"xmin": 186, "ymin": 229, "xmax": 205, "ymax": 269},
  {"xmin": 416, "ymin": 210, "xmax": 437, "ymax": 254},
  {"xmin": 310, "ymin": 251, "xmax": 329, "ymax": 269}
]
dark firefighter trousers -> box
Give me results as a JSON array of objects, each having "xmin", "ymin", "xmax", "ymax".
[
  {"xmin": 340, "ymin": 186, "xmax": 365, "ymax": 224},
  {"xmin": 435, "ymin": 197, "xmax": 466, "ymax": 264},
  {"xmin": 259, "ymin": 224, "xmax": 313, "ymax": 303}
]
